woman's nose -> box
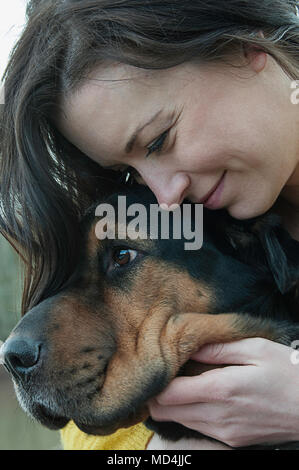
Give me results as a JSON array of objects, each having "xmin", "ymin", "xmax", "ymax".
[{"xmin": 139, "ymin": 170, "xmax": 191, "ymax": 207}]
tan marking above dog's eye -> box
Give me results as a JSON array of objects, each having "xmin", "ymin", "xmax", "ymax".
[{"xmin": 112, "ymin": 248, "xmax": 138, "ymax": 268}]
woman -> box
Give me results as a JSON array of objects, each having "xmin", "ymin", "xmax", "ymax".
[{"xmin": 1, "ymin": 0, "xmax": 299, "ymax": 450}]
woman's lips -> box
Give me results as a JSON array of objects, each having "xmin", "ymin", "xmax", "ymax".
[{"xmin": 199, "ymin": 171, "xmax": 227, "ymax": 209}]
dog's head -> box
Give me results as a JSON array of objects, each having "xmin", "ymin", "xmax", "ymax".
[{"xmin": 1, "ymin": 184, "xmax": 298, "ymax": 436}]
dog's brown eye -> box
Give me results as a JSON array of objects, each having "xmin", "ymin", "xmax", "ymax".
[{"xmin": 112, "ymin": 248, "xmax": 138, "ymax": 267}]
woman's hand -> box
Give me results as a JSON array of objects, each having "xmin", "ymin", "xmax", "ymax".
[
  {"xmin": 146, "ymin": 433, "xmax": 232, "ymax": 450},
  {"xmin": 147, "ymin": 338, "xmax": 299, "ymax": 448}
]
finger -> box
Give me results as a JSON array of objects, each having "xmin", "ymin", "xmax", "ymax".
[
  {"xmin": 191, "ymin": 338, "xmax": 274, "ymax": 364},
  {"xmin": 151, "ymin": 365, "xmax": 245, "ymax": 405},
  {"xmin": 148, "ymin": 399, "xmax": 216, "ymax": 425}
]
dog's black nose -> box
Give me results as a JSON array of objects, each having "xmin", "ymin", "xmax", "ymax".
[{"xmin": 1, "ymin": 337, "xmax": 41, "ymax": 379}]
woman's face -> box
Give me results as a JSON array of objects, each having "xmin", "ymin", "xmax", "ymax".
[{"xmin": 58, "ymin": 52, "xmax": 299, "ymax": 219}]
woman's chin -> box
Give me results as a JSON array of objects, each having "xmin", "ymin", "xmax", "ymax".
[{"xmin": 226, "ymin": 200, "xmax": 272, "ymax": 221}]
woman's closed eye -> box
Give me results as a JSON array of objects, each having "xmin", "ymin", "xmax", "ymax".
[
  {"xmin": 121, "ymin": 129, "xmax": 170, "ymax": 184},
  {"xmin": 117, "ymin": 128, "xmax": 171, "ymax": 184},
  {"xmin": 145, "ymin": 129, "xmax": 169, "ymax": 158}
]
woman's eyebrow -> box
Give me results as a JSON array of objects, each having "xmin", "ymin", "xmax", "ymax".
[{"xmin": 125, "ymin": 109, "xmax": 163, "ymax": 153}]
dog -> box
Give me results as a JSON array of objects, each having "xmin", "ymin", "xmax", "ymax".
[{"xmin": 1, "ymin": 181, "xmax": 299, "ymax": 449}]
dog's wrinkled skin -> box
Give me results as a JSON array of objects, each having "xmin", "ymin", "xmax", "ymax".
[{"xmin": 1, "ymin": 183, "xmax": 299, "ymax": 448}]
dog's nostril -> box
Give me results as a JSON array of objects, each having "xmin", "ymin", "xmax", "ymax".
[{"xmin": 2, "ymin": 338, "xmax": 42, "ymax": 377}]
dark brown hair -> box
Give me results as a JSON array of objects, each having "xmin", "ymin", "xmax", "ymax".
[{"xmin": 1, "ymin": 0, "xmax": 299, "ymax": 315}]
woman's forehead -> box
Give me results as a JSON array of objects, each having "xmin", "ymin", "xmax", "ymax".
[
  {"xmin": 58, "ymin": 63, "xmax": 190, "ymax": 159},
  {"xmin": 62, "ymin": 61, "xmax": 198, "ymax": 115}
]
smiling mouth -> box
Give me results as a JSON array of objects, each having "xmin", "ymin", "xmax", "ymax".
[{"xmin": 198, "ymin": 171, "xmax": 226, "ymax": 204}]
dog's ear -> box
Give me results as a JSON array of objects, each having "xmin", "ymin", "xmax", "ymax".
[{"xmin": 224, "ymin": 212, "xmax": 299, "ymax": 295}]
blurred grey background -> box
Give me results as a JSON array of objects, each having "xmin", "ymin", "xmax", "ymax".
[{"xmin": 0, "ymin": 235, "xmax": 61, "ymax": 450}]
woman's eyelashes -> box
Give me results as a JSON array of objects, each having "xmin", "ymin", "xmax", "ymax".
[
  {"xmin": 145, "ymin": 129, "xmax": 169, "ymax": 158},
  {"xmin": 119, "ymin": 127, "xmax": 171, "ymax": 184}
]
